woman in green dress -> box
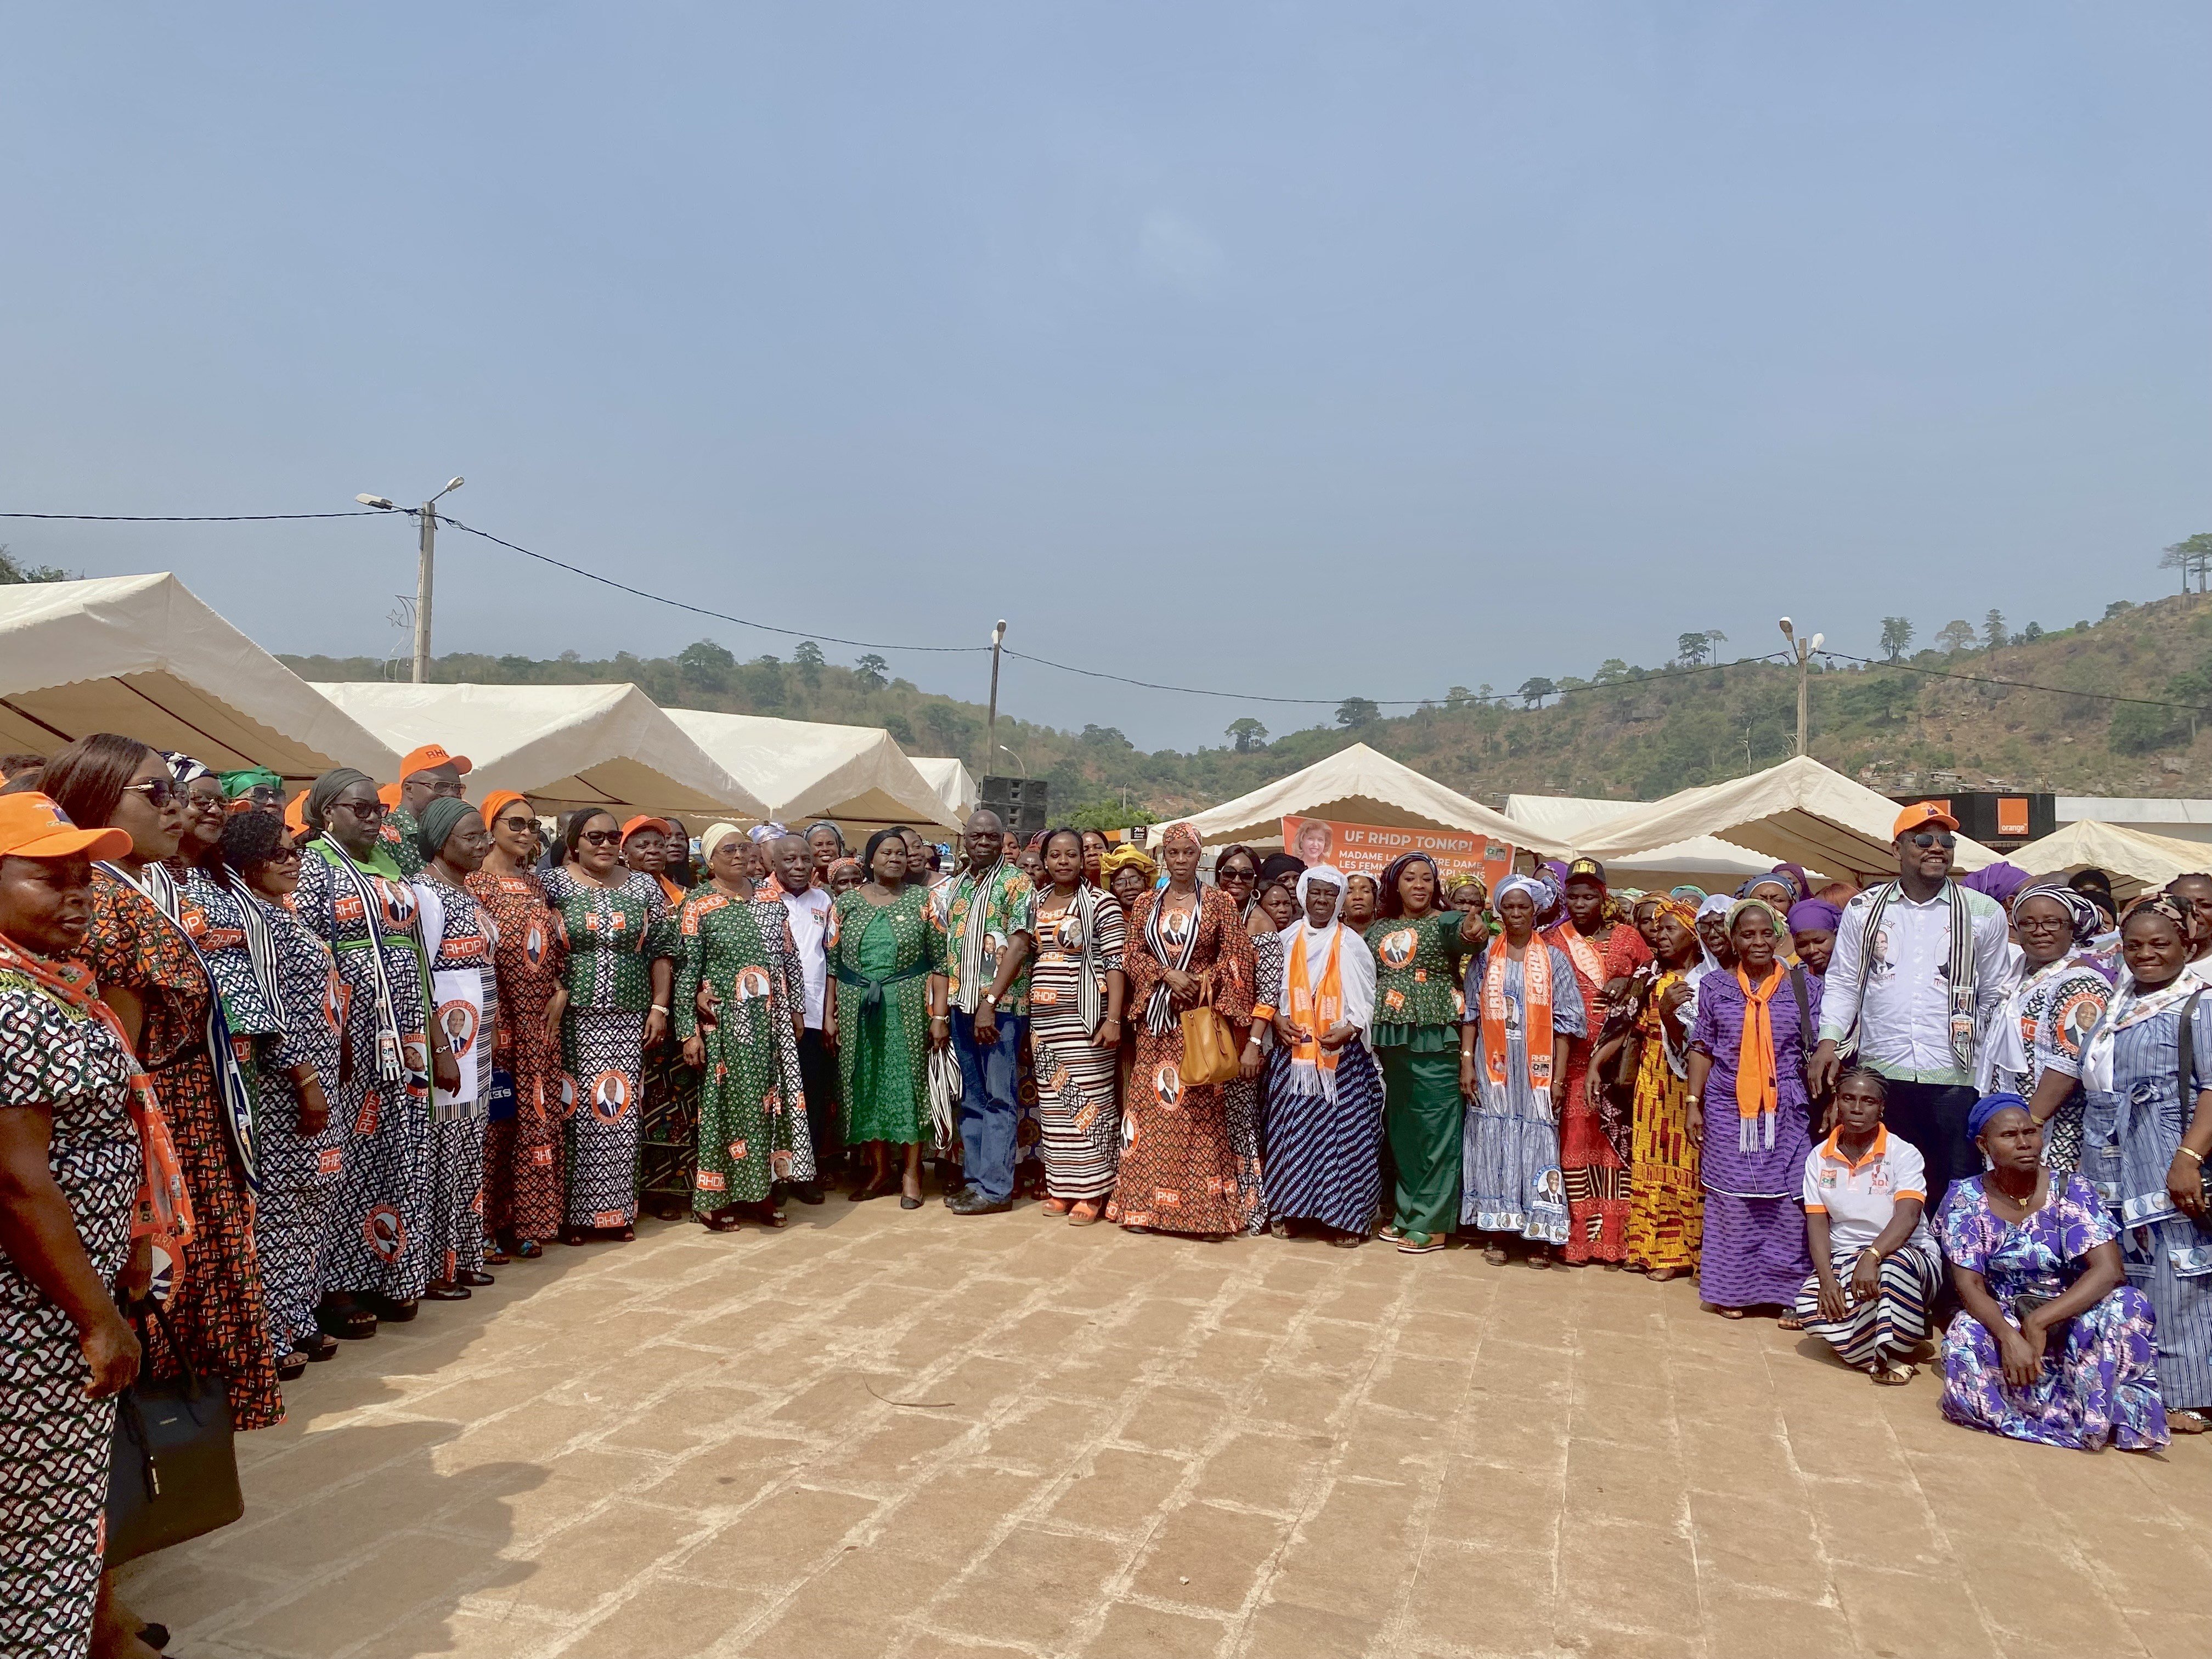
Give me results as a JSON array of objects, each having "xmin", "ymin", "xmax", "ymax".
[
  {"xmin": 1367, "ymin": 853, "xmax": 1485, "ymax": 1254},
  {"xmin": 830, "ymin": 828, "xmax": 948, "ymax": 1209},
  {"xmin": 675, "ymin": 825, "xmax": 812, "ymax": 1232}
]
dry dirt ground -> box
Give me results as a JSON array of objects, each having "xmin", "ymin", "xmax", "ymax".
[{"xmin": 119, "ymin": 1197, "xmax": 2212, "ymax": 1658}]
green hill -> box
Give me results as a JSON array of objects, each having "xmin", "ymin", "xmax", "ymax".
[{"xmin": 282, "ymin": 589, "xmax": 2212, "ymax": 822}]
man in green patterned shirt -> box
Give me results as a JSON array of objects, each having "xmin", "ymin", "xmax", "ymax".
[
  {"xmin": 944, "ymin": 809, "xmax": 1035, "ymax": 1215},
  {"xmin": 380, "ymin": 743, "xmax": 471, "ymax": 878}
]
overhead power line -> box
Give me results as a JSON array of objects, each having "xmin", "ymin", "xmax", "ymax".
[{"xmin": 0, "ymin": 510, "xmax": 383, "ymax": 522}]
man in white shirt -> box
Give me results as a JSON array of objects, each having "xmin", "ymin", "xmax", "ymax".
[
  {"xmin": 1810, "ymin": 802, "xmax": 2011, "ymax": 1212},
  {"xmin": 767, "ymin": 833, "xmax": 839, "ymax": 1204}
]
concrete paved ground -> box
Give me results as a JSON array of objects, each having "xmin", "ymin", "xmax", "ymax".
[{"xmin": 123, "ymin": 1198, "xmax": 2212, "ymax": 1658}]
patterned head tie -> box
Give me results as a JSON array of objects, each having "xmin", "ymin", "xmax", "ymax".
[
  {"xmin": 1158, "ymin": 822, "xmax": 1201, "ymax": 854},
  {"xmin": 2008, "ymin": 881, "xmax": 2100, "ymax": 945}
]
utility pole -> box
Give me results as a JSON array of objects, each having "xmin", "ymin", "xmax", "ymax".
[
  {"xmin": 1778, "ymin": 617, "xmax": 1823, "ymax": 756},
  {"xmin": 357, "ymin": 477, "xmax": 465, "ymax": 684},
  {"xmin": 985, "ymin": 619, "xmax": 1007, "ymax": 772},
  {"xmin": 416, "ymin": 498, "xmax": 436, "ymax": 685}
]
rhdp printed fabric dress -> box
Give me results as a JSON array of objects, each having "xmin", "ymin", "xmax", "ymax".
[
  {"xmin": 465, "ymin": 867, "xmax": 569, "ymax": 1244},
  {"xmin": 1365, "ymin": 910, "xmax": 1471, "ymax": 1241},
  {"xmin": 674, "ymin": 888, "xmax": 812, "ymax": 1210},
  {"xmin": 1261, "ymin": 917, "xmax": 1384, "ymax": 1234},
  {"xmin": 1546, "ymin": 918, "xmax": 1650, "ymax": 1263},
  {"xmin": 415, "ymin": 871, "xmax": 498, "ymax": 1282},
  {"xmin": 544, "ymin": 866, "xmax": 674, "ymax": 1229}
]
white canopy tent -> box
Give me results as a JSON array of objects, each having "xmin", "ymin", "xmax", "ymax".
[
  {"xmin": 1177, "ymin": 743, "xmax": 1573, "ymax": 857},
  {"xmin": 1574, "ymin": 755, "xmax": 1996, "ymax": 882},
  {"xmin": 0, "ymin": 573, "xmax": 402, "ymax": 782},
  {"xmin": 910, "ymin": 757, "xmax": 978, "ymax": 823},
  {"xmin": 666, "ymin": 710, "xmax": 963, "ymax": 835},
  {"xmin": 2009, "ymin": 820, "xmax": 2212, "ymax": 902},
  {"xmin": 313, "ymin": 682, "xmax": 766, "ymax": 821},
  {"xmin": 1504, "ymin": 794, "xmax": 1775, "ymax": 894}
]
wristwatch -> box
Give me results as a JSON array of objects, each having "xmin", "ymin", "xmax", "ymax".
[{"xmin": 980, "ymin": 991, "xmax": 997, "ymax": 1007}]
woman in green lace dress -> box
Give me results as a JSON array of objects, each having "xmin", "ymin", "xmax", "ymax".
[
  {"xmin": 1365, "ymin": 853, "xmax": 1483, "ymax": 1254},
  {"xmin": 830, "ymin": 828, "xmax": 947, "ymax": 1207},
  {"xmin": 675, "ymin": 825, "xmax": 812, "ymax": 1231}
]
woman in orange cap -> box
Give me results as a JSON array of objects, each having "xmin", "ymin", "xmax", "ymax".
[{"xmin": 0, "ymin": 790, "xmax": 161, "ymax": 1655}]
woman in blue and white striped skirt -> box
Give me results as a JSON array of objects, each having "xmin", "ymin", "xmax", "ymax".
[{"xmin": 1259, "ymin": 865, "xmax": 1384, "ymax": 1246}]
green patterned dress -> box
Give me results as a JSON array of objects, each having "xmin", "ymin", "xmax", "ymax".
[
  {"xmin": 674, "ymin": 889, "xmax": 812, "ymax": 1211},
  {"xmin": 1365, "ymin": 909, "xmax": 1475, "ymax": 1238},
  {"xmin": 831, "ymin": 885, "xmax": 945, "ymax": 1146}
]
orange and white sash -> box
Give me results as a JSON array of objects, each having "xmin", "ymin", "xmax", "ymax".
[
  {"xmin": 1481, "ymin": 943, "xmax": 1555, "ymax": 1094},
  {"xmin": 1285, "ymin": 923, "xmax": 1347, "ymax": 1103}
]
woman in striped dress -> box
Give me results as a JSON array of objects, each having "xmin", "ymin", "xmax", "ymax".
[
  {"xmin": 1027, "ymin": 828, "xmax": 1127, "ymax": 1223},
  {"xmin": 1258, "ymin": 866, "xmax": 1383, "ymax": 1246}
]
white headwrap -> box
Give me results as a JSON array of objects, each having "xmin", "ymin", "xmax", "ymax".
[
  {"xmin": 701, "ymin": 822, "xmax": 744, "ymax": 862},
  {"xmin": 1494, "ymin": 873, "xmax": 1547, "ymax": 911},
  {"xmin": 1296, "ymin": 863, "xmax": 1348, "ymax": 919}
]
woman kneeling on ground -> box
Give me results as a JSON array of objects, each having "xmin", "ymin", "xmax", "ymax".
[
  {"xmin": 1935, "ymin": 1092, "xmax": 2167, "ymax": 1451},
  {"xmin": 1795, "ymin": 1066, "xmax": 1943, "ymax": 1385}
]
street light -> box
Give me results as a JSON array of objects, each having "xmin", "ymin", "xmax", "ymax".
[
  {"xmin": 1778, "ymin": 618, "xmax": 1824, "ymax": 756},
  {"xmin": 357, "ymin": 478, "xmax": 464, "ymax": 682},
  {"xmin": 997, "ymin": 743, "xmax": 1028, "ymax": 779}
]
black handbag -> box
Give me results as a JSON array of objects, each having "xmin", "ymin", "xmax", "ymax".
[{"xmin": 104, "ymin": 1301, "xmax": 244, "ymax": 1566}]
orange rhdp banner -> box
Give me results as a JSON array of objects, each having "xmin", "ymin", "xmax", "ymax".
[{"xmin": 1279, "ymin": 816, "xmax": 1514, "ymax": 895}]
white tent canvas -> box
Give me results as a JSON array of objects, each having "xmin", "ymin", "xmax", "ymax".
[
  {"xmin": 0, "ymin": 573, "xmax": 400, "ymax": 782},
  {"xmin": 313, "ymin": 682, "xmax": 766, "ymax": 821},
  {"xmin": 1178, "ymin": 743, "xmax": 1573, "ymax": 857},
  {"xmin": 1574, "ymin": 755, "xmax": 1996, "ymax": 881},
  {"xmin": 667, "ymin": 710, "xmax": 963, "ymax": 834},
  {"xmin": 2010, "ymin": 819, "xmax": 2212, "ymax": 901},
  {"xmin": 1504, "ymin": 794, "xmax": 1776, "ymax": 893},
  {"xmin": 910, "ymin": 756, "xmax": 978, "ymax": 823}
]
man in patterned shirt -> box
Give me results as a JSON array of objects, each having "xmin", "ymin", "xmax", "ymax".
[
  {"xmin": 943, "ymin": 809, "xmax": 1035, "ymax": 1216},
  {"xmin": 381, "ymin": 743, "xmax": 471, "ymax": 878}
]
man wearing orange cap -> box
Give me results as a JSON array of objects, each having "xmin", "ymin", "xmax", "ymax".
[
  {"xmin": 1810, "ymin": 802, "xmax": 2011, "ymax": 1213},
  {"xmin": 382, "ymin": 744, "xmax": 471, "ymax": 880}
]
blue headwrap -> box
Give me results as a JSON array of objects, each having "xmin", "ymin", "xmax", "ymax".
[{"xmin": 1967, "ymin": 1091, "xmax": 2031, "ymax": 1141}]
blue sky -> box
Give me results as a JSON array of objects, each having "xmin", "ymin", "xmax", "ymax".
[{"xmin": 4, "ymin": 3, "xmax": 2205, "ymax": 749}]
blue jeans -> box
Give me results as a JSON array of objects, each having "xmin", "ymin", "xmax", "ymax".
[{"xmin": 952, "ymin": 1009, "xmax": 1028, "ymax": 1203}]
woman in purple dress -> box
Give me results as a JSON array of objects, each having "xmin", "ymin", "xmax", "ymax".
[
  {"xmin": 1937, "ymin": 1092, "xmax": 2165, "ymax": 1451},
  {"xmin": 1685, "ymin": 898, "xmax": 1818, "ymax": 1319}
]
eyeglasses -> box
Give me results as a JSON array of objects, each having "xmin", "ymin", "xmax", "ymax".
[
  {"xmin": 259, "ymin": 846, "xmax": 303, "ymax": 865},
  {"xmin": 1906, "ymin": 831, "xmax": 1956, "ymax": 851},
  {"xmin": 578, "ymin": 829, "xmax": 622, "ymax": 847},
  {"xmin": 1217, "ymin": 866, "xmax": 1256, "ymax": 883},
  {"xmin": 120, "ymin": 780, "xmax": 178, "ymax": 808},
  {"xmin": 332, "ymin": 799, "xmax": 387, "ymax": 821},
  {"xmin": 413, "ymin": 778, "xmax": 467, "ymax": 799},
  {"xmin": 495, "ymin": 815, "xmax": 537, "ymax": 833}
]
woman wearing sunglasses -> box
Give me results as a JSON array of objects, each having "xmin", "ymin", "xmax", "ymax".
[
  {"xmin": 466, "ymin": 793, "xmax": 568, "ymax": 1260},
  {"xmin": 544, "ymin": 808, "xmax": 677, "ymax": 1244}
]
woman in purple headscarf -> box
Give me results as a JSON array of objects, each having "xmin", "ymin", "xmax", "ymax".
[{"xmin": 1786, "ymin": 898, "xmax": 1842, "ymax": 980}]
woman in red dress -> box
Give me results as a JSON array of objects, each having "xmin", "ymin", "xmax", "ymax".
[
  {"xmin": 1108, "ymin": 824, "xmax": 1259, "ymax": 1238},
  {"xmin": 1547, "ymin": 858, "xmax": 1652, "ymax": 1266}
]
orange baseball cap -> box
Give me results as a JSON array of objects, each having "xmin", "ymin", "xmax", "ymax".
[
  {"xmin": 398, "ymin": 743, "xmax": 472, "ymax": 781},
  {"xmin": 377, "ymin": 782, "xmax": 402, "ymax": 809},
  {"xmin": 0, "ymin": 792, "xmax": 133, "ymax": 862},
  {"xmin": 1892, "ymin": 801, "xmax": 1959, "ymax": 839},
  {"xmin": 620, "ymin": 815, "xmax": 672, "ymax": 842}
]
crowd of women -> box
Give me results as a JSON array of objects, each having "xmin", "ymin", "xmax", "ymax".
[{"xmin": 3, "ymin": 733, "xmax": 2211, "ymax": 1655}]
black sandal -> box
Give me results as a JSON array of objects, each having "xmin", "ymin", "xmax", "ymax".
[
  {"xmin": 278, "ymin": 1350, "xmax": 309, "ymax": 1381},
  {"xmin": 511, "ymin": 1237, "xmax": 544, "ymax": 1260},
  {"xmin": 315, "ymin": 1294, "xmax": 377, "ymax": 1341}
]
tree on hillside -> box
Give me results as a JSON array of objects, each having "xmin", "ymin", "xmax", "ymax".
[
  {"xmin": 2104, "ymin": 600, "xmax": 2135, "ymax": 621},
  {"xmin": 1879, "ymin": 617, "xmax": 1914, "ymax": 662},
  {"xmin": 1593, "ymin": 659, "xmax": 1630, "ymax": 683},
  {"xmin": 1677, "ymin": 632, "xmax": 1711, "ymax": 667},
  {"xmin": 1226, "ymin": 717, "xmax": 1268, "ymax": 752},
  {"xmin": 677, "ymin": 638, "xmax": 735, "ymax": 691},
  {"xmin": 794, "ymin": 640, "xmax": 825, "ymax": 689},
  {"xmin": 2160, "ymin": 533, "xmax": 2212, "ymax": 594},
  {"xmin": 2020, "ymin": 622, "xmax": 2045, "ymax": 642},
  {"xmin": 1934, "ymin": 619, "xmax": 1977, "ymax": 654},
  {"xmin": 0, "ymin": 546, "xmax": 69, "ymax": 583},
  {"xmin": 854, "ymin": 653, "xmax": 888, "ymax": 690},
  {"xmin": 1983, "ymin": 610, "xmax": 2007, "ymax": 650},
  {"xmin": 1335, "ymin": 697, "xmax": 1380, "ymax": 728},
  {"xmin": 1518, "ymin": 677, "xmax": 1558, "ymax": 708}
]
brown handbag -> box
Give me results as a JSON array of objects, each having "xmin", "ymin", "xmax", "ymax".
[{"xmin": 1178, "ymin": 977, "xmax": 1242, "ymax": 1086}]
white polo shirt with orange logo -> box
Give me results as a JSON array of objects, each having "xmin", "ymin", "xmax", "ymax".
[{"xmin": 1800, "ymin": 1125, "xmax": 1936, "ymax": 1255}]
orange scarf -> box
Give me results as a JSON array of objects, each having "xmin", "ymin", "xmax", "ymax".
[
  {"xmin": 1733, "ymin": 964, "xmax": 1784, "ymax": 1151},
  {"xmin": 1482, "ymin": 941, "xmax": 1554, "ymax": 1093},
  {"xmin": 1548, "ymin": 921, "xmax": 1604, "ymax": 990},
  {"xmin": 0, "ymin": 928, "xmax": 195, "ymax": 1272},
  {"xmin": 1285, "ymin": 924, "xmax": 1347, "ymax": 1099}
]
